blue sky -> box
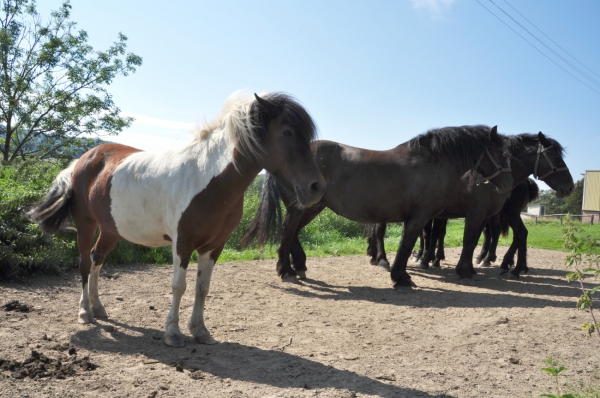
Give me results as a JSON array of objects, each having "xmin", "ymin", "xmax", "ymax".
[{"xmin": 38, "ymin": 0, "xmax": 600, "ymax": 189}]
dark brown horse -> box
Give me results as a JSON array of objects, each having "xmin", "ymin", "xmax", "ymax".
[
  {"xmin": 26, "ymin": 92, "xmax": 326, "ymax": 347},
  {"xmin": 243, "ymin": 125, "xmax": 514, "ymax": 291},
  {"xmin": 367, "ymin": 132, "xmax": 574, "ymax": 280}
]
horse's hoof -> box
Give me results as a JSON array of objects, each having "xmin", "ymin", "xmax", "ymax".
[
  {"xmin": 473, "ymin": 274, "xmax": 481, "ymax": 281},
  {"xmin": 418, "ymin": 261, "xmax": 429, "ymax": 270},
  {"xmin": 92, "ymin": 306, "xmax": 108, "ymax": 318},
  {"xmin": 281, "ymin": 274, "xmax": 299, "ymax": 283},
  {"xmin": 508, "ymin": 273, "xmax": 520, "ymax": 280},
  {"xmin": 378, "ymin": 260, "xmax": 391, "ymax": 272},
  {"xmin": 78, "ymin": 310, "xmax": 95, "ymax": 324},
  {"xmin": 164, "ymin": 333, "xmax": 186, "ymax": 348},
  {"xmin": 393, "ymin": 283, "xmax": 415, "ymax": 292},
  {"xmin": 370, "ymin": 259, "xmax": 378, "ymax": 266},
  {"xmin": 479, "ymin": 261, "xmax": 491, "ymax": 267},
  {"xmin": 194, "ymin": 335, "xmax": 218, "ymax": 345},
  {"xmin": 296, "ymin": 270, "xmax": 307, "ymax": 280},
  {"xmin": 432, "ymin": 260, "xmax": 441, "ymax": 268},
  {"xmin": 459, "ymin": 278, "xmax": 475, "ymax": 286},
  {"xmin": 499, "ymin": 268, "xmax": 509, "ymax": 275}
]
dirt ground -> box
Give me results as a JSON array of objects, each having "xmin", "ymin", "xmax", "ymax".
[{"xmin": 1, "ymin": 246, "xmax": 598, "ymax": 398}]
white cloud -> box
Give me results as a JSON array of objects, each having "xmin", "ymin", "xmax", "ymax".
[{"xmin": 411, "ymin": 0, "xmax": 455, "ymax": 16}]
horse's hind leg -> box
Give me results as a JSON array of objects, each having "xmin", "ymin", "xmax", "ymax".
[
  {"xmin": 188, "ymin": 247, "xmax": 221, "ymax": 345},
  {"xmin": 76, "ymin": 218, "xmax": 99, "ymax": 324},
  {"xmin": 374, "ymin": 223, "xmax": 390, "ymax": 271},
  {"xmin": 432, "ymin": 219, "xmax": 447, "ymax": 268},
  {"xmin": 165, "ymin": 243, "xmax": 192, "ymax": 348},
  {"xmin": 88, "ymin": 231, "xmax": 119, "ymax": 318}
]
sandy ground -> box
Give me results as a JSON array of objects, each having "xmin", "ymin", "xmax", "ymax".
[{"xmin": 1, "ymin": 247, "xmax": 599, "ymax": 398}]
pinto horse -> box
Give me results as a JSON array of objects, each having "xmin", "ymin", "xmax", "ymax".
[
  {"xmin": 367, "ymin": 132, "xmax": 574, "ymax": 280},
  {"xmin": 243, "ymin": 125, "xmax": 514, "ymax": 290},
  {"xmin": 27, "ymin": 92, "xmax": 326, "ymax": 347}
]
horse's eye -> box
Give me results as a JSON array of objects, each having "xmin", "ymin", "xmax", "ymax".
[{"xmin": 283, "ymin": 130, "xmax": 293, "ymax": 137}]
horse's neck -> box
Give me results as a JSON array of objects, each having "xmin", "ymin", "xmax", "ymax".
[
  {"xmin": 511, "ymin": 142, "xmax": 539, "ymax": 185},
  {"xmin": 217, "ymin": 148, "xmax": 262, "ymax": 198}
]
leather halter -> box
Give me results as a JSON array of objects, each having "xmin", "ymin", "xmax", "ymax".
[
  {"xmin": 473, "ymin": 148, "xmax": 511, "ymax": 185},
  {"xmin": 533, "ymin": 142, "xmax": 569, "ymax": 180}
]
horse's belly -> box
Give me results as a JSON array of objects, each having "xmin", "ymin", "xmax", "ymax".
[
  {"xmin": 108, "ymin": 177, "xmax": 176, "ymax": 247},
  {"xmin": 113, "ymin": 206, "xmax": 171, "ymax": 247}
]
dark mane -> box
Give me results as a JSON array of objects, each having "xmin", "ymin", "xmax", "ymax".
[
  {"xmin": 503, "ymin": 133, "xmax": 565, "ymax": 157},
  {"xmin": 408, "ymin": 125, "xmax": 501, "ymax": 173},
  {"xmin": 253, "ymin": 92, "xmax": 318, "ymax": 144}
]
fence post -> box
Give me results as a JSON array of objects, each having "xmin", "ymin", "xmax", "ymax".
[
  {"xmin": 535, "ymin": 216, "xmax": 538, "ymax": 225},
  {"xmin": 592, "ymin": 215, "xmax": 595, "ymax": 226},
  {"xmin": 559, "ymin": 216, "xmax": 563, "ymax": 226}
]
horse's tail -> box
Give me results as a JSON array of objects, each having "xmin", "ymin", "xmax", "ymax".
[
  {"xmin": 241, "ymin": 172, "xmax": 282, "ymax": 247},
  {"xmin": 25, "ymin": 160, "xmax": 77, "ymax": 233},
  {"xmin": 363, "ymin": 224, "xmax": 376, "ymax": 237},
  {"xmin": 526, "ymin": 177, "xmax": 540, "ymax": 203}
]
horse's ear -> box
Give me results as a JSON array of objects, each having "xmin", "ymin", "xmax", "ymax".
[
  {"xmin": 254, "ymin": 94, "xmax": 281, "ymax": 117},
  {"xmin": 489, "ymin": 125, "xmax": 498, "ymax": 140},
  {"xmin": 538, "ymin": 131, "xmax": 549, "ymax": 145}
]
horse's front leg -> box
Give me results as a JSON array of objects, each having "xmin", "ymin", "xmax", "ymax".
[
  {"xmin": 507, "ymin": 215, "xmax": 529, "ymax": 279},
  {"xmin": 475, "ymin": 222, "xmax": 491, "ymax": 265},
  {"xmin": 485, "ymin": 215, "xmax": 501, "ymax": 265},
  {"xmin": 391, "ymin": 217, "xmax": 430, "ymax": 292},
  {"xmin": 188, "ymin": 249, "xmax": 220, "ymax": 345},
  {"xmin": 289, "ymin": 208, "xmax": 322, "ymax": 279},
  {"xmin": 165, "ymin": 243, "xmax": 192, "ymax": 348},
  {"xmin": 456, "ymin": 214, "xmax": 486, "ymax": 280}
]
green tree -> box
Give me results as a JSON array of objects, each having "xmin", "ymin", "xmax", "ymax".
[
  {"xmin": 0, "ymin": 0, "xmax": 142, "ymax": 163},
  {"xmin": 532, "ymin": 178, "xmax": 584, "ymax": 215}
]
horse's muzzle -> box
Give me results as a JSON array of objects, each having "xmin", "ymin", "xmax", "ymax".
[{"xmin": 295, "ymin": 179, "xmax": 326, "ymax": 207}]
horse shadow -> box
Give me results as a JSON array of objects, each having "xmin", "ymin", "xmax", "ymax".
[
  {"xmin": 70, "ymin": 321, "xmax": 453, "ymax": 398},
  {"xmin": 272, "ymin": 262, "xmax": 581, "ymax": 310}
]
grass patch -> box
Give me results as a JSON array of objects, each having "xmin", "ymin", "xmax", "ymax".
[{"xmin": 216, "ymin": 218, "xmax": 600, "ymax": 265}]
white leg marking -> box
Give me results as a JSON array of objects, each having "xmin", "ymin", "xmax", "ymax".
[
  {"xmin": 165, "ymin": 248, "xmax": 187, "ymax": 347},
  {"xmin": 188, "ymin": 252, "xmax": 217, "ymax": 344},
  {"xmin": 78, "ymin": 280, "xmax": 93, "ymax": 324},
  {"xmin": 88, "ymin": 255, "xmax": 108, "ymax": 318}
]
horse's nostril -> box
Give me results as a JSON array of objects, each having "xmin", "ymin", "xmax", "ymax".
[{"xmin": 310, "ymin": 181, "xmax": 321, "ymax": 193}]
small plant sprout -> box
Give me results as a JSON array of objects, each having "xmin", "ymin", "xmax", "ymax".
[
  {"xmin": 562, "ymin": 215, "xmax": 600, "ymax": 340},
  {"xmin": 540, "ymin": 357, "xmax": 576, "ymax": 398}
]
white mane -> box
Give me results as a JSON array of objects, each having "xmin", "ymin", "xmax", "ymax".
[{"xmin": 191, "ymin": 91, "xmax": 267, "ymax": 166}]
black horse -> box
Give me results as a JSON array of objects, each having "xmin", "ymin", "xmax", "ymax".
[
  {"xmin": 367, "ymin": 132, "xmax": 574, "ymax": 280},
  {"xmin": 385, "ymin": 178, "xmax": 539, "ymax": 272},
  {"xmin": 243, "ymin": 125, "xmax": 514, "ymax": 291},
  {"xmin": 476, "ymin": 178, "xmax": 540, "ymax": 274}
]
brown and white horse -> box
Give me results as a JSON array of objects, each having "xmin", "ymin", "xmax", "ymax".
[{"xmin": 27, "ymin": 92, "xmax": 326, "ymax": 347}]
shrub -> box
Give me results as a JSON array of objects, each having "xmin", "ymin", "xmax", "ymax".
[{"xmin": 0, "ymin": 161, "xmax": 78, "ymax": 280}]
